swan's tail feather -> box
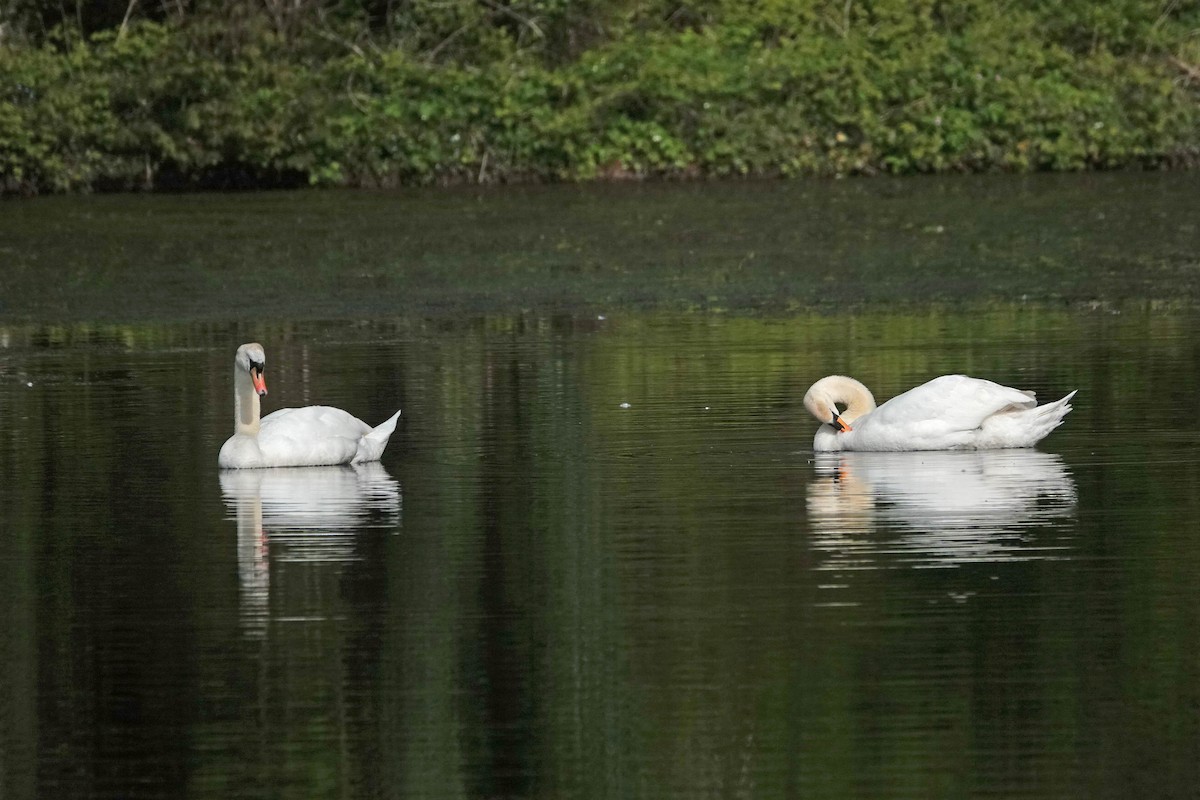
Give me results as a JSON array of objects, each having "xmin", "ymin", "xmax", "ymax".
[
  {"xmin": 353, "ymin": 409, "xmax": 402, "ymax": 463},
  {"xmin": 1030, "ymin": 390, "xmax": 1076, "ymax": 442},
  {"xmin": 981, "ymin": 389, "xmax": 1075, "ymax": 449}
]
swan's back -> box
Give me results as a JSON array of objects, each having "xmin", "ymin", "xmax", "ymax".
[
  {"xmin": 823, "ymin": 375, "xmax": 1074, "ymax": 451},
  {"xmin": 869, "ymin": 375, "xmax": 1036, "ymax": 429},
  {"xmin": 258, "ymin": 406, "xmax": 371, "ymax": 467}
]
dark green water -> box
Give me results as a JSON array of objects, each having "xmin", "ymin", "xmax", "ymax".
[
  {"xmin": 2, "ymin": 175, "xmax": 1199, "ymax": 799},
  {"xmin": 1, "ymin": 171, "xmax": 1198, "ymax": 321}
]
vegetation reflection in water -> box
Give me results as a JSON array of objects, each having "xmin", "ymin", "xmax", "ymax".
[
  {"xmin": 2, "ymin": 172, "xmax": 1200, "ymax": 323},
  {"xmin": 2, "ymin": 304, "xmax": 1199, "ymax": 799}
]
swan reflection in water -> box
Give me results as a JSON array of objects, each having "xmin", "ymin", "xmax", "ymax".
[
  {"xmin": 807, "ymin": 449, "xmax": 1076, "ymax": 570},
  {"xmin": 220, "ymin": 463, "xmax": 401, "ymax": 635}
]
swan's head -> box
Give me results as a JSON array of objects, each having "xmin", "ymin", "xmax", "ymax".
[
  {"xmin": 235, "ymin": 342, "xmax": 268, "ymax": 397},
  {"xmin": 803, "ymin": 375, "xmax": 876, "ymax": 433}
]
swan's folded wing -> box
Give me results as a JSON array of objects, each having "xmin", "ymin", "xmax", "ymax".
[
  {"xmin": 261, "ymin": 406, "xmax": 371, "ymax": 435},
  {"xmin": 258, "ymin": 406, "xmax": 370, "ymax": 467},
  {"xmin": 871, "ymin": 375, "xmax": 1037, "ymax": 433}
]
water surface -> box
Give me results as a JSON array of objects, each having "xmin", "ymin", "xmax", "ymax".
[
  {"xmin": 2, "ymin": 171, "xmax": 1198, "ymax": 321},
  {"xmin": 2, "ymin": 175, "xmax": 1200, "ymax": 799}
]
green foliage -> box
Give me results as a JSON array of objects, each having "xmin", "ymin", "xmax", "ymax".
[
  {"xmin": 0, "ymin": 32, "xmax": 113, "ymax": 192},
  {"xmin": 0, "ymin": 0, "xmax": 1197, "ymax": 193}
]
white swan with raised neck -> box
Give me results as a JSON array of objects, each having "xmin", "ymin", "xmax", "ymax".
[{"xmin": 218, "ymin": 342, "xmax": 401, "ymax": 469}]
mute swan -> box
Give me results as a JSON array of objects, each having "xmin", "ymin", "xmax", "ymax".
[
  {"xmin": 218, "ymin": 343, "xmax": 402, "ymax": 469},
  {"xmin": 803, "ymin": 374, "xmax": 1075, "ymax": 452}
]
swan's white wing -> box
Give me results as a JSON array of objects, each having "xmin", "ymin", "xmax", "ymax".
[
  {"xmin": 824, "ymin": 374, "xmax": 1072, "ymax": 452},
  {"xmin": 843, "ymin": 375, "xmax": 1040, "ymax": 450},
  {"xmin": 870, "ymin": 375, "xmax": 1035, "ymax": 432},
  {"xmin": 258, "ymin": 406, "xmax": 371, "ymax": 467}
]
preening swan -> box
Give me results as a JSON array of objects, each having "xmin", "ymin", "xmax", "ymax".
[
  {"xmin": 803, "ymin": 374, "xmax": 1075, "ymax": 452},
  {"xmin": 218, "ymin": 343, "xmax": 401, "ymax": 469}
]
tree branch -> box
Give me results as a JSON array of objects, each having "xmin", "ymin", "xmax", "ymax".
[
  {"xmin": 1170, "ymin": 55, "xmax": 1200, "ymax": 85},
  {"xmin": 118, "ymin": 0, "xmax": 139, "ymax": 41},
  {"xmin": 478, "ymin": 0, "xmax": 545, "ymax": 40}
]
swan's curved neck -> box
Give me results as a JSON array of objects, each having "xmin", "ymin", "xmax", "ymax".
[
  {"xmin": 839, "ymin": 382, "xmax": 877, "ymax": 423},
  {"xmin": 806, "ymin": 375, "xmax": 878, "ymax": 425},
  {"xmin": 233, "ymin": 365, "xmax": 261, "ymax": 436}
]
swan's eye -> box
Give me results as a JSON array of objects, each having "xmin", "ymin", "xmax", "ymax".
[{"xmin": 250, "ymin": 360, "xmax": 264, "ymax": 375}]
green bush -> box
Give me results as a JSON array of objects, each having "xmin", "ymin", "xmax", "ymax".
[
  {"xmin": 0, "ymin": 0, "xmax": 1197, "ymax": 194},
  {"xmin": 0, "ymin": 33, "xmax": 115, "ymax": 192}
]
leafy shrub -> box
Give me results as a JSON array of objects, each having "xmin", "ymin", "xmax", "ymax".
[{"xmin": 0, "ymin": 0, "xmax": 1197, "ymax": 194}]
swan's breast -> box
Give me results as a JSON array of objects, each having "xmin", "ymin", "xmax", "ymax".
[{"xmin": 219, "ymin": 434, "xmax": 265, "ymax": 469}]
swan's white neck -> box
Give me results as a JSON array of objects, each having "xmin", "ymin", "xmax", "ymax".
[
  {"xmin": 233, "ymin": 364, "xmax": 261, "ymax": 436},
  {"xmin": 834, "ymin": 378, "xmax": 877, "ymax": 423},
  {"xmin": 804, "ymin": 375, "xmax": 878, "ymax": 425}
]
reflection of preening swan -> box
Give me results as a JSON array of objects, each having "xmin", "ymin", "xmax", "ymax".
[
  {"xmin": 803, "ymin": 375, "xmax": 1075, "ymax": 452},
  {"xmin": 808, "ymin": 450, "xmax": 1076, "ymax": 568},
  {"xmin": 218, "ymin": 342, "xmax": 401, "ymax": 469}
]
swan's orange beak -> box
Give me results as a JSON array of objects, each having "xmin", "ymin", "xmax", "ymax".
[
  {"xmin": 251, "ymin": 368, "xmax": 268, "ymax": 397},
  {"xmin": 832, "ymin": 413, "xmax": 852, "ymax": 433}
]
